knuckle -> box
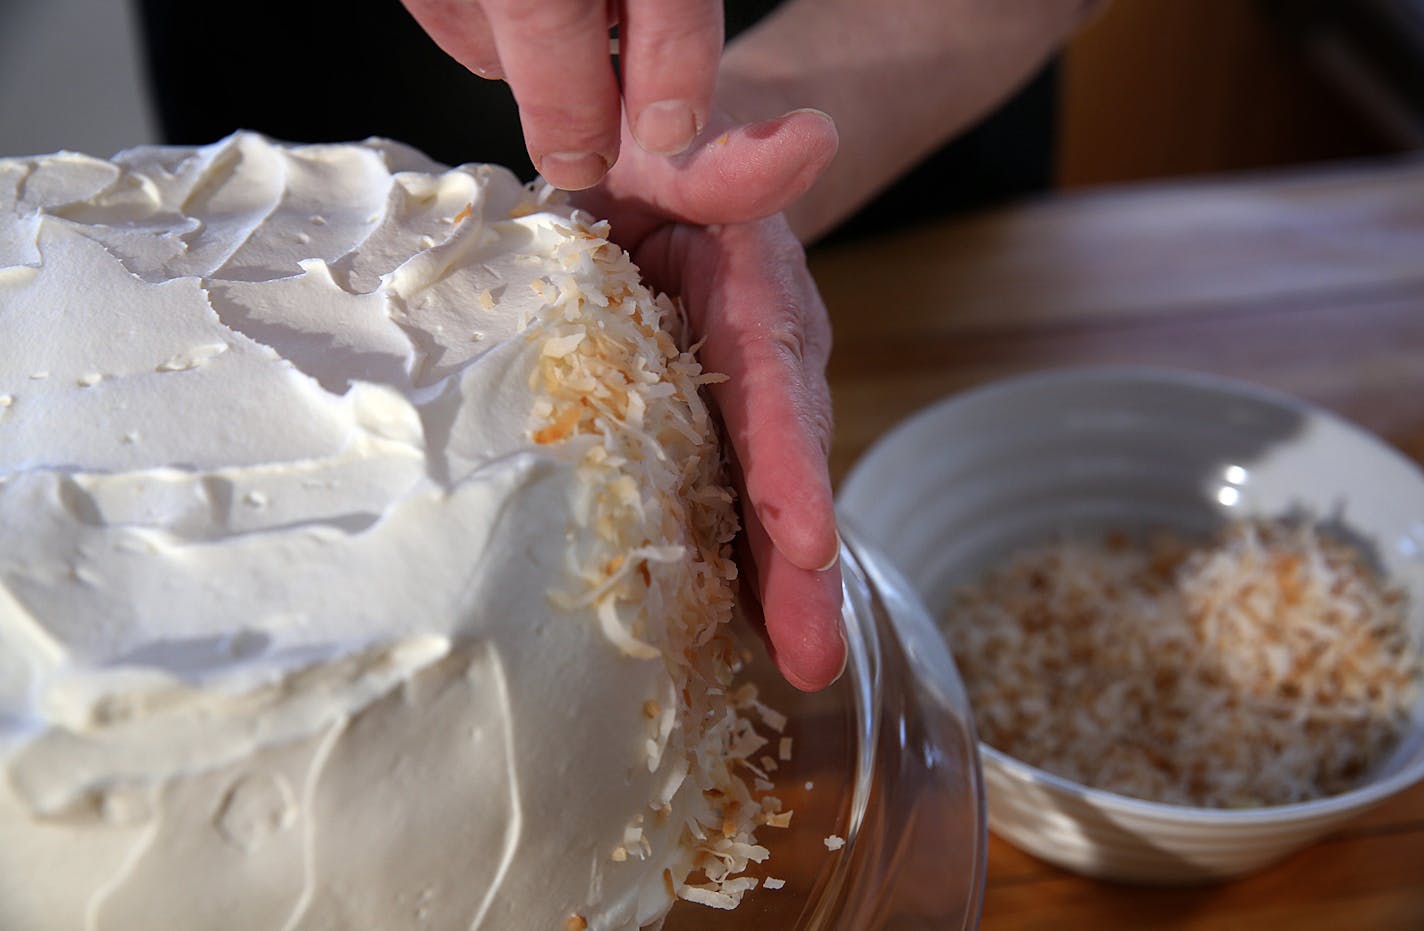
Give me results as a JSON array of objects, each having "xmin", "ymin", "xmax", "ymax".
[
  {"xmin": 635, "ymin": 6, "xmax": 721, "ymax": 49},
  {"xmin": 752, "ymin": 306, "xmax": 809, "ymax": 369},
  {"xmin": 487, "ymin": 0, "xmax": 601, "ymax": 36},
  {"xmin": 621, "ymin": 2, "xmax": 721, "ymax": 87}
]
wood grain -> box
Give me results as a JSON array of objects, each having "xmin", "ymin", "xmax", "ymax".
[
  {"xmin": 810, "ymin": 156, "xmax": 1424, "ymax": 930},
  {"xmin": 1057, "ymin": 0, "xmax": 1393, "ymax": 187}
]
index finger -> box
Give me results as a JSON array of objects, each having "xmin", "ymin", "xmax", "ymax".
[{"xmin": 483, "ymin": 0, "xmax": 622, "ymax": 189}]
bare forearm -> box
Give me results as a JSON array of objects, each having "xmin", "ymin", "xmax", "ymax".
[{"xmin": 719, "ymin": 0, "xmax": 1107, "ymax": 241}]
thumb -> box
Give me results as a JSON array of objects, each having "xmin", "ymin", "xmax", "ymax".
[
  {"xmin": 665, "ymin": 108, "xmax": 840, "ymax": 225},
  {"xmin": 580, "ymin": 108, "xmax": 838, "ymax": 236}
]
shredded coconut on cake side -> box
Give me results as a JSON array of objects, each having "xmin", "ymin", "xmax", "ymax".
[{"xmin": 523, "ymin": 205, "xmax": 785, "ymax": 908}]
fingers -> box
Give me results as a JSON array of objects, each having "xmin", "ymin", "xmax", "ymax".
[
  {"xmin": 648, "ymin": 218, "xmax": 838, "ymax": 566},
  {"xmin": 400, "ymin": 0, "xmax": 503, "ymax": 78},
  {"xmin": 743, "ymin": 491, "xmax": 846, "ymax": 692},
  {"xmin": 670, "ymin": 108, "xmax": 838, "ymax": 224},
  {"xmin": 633, "ymin": 218, "xmax": 844, "ymax": 690},
  {"xmin": 403, "ymin": 0, "xmax": 617, "ymax": 186},
  {"xmin": 579, "ymin": 107, "xmax": 838, "ymax": 245},
  {"xmin": 703, "ymin": 221, "xmax": 839, "ymax": 573},
  {"xmin": 476, "ymin": 0, "xmax": 622, "ymax": 189},
  {"xmin": 620, "ymin": 0, "xmax": 723, "ymax": 156},
  {"xmin": 403, "ymin": 1, "xmax": 728, "ymax": 189}
]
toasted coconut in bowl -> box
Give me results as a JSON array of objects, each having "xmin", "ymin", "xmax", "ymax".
[{"xmin": 838, "ymin": 367, "xmax": 1424, "ymax": 883}]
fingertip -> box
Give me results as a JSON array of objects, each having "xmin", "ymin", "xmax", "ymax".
[
  {"xmin": 537, "ymin": 151, "xmax": 612, "ymax": 191},
  {"xmin": 633, "ymin": 99, "xmax": 703, "ymax": 157},
  {"xmin": 778, "ymin": 625, "xmax": 847, "ymax": 693},
  {"xmin": 763, "ymin": 558, "xmax": 845, "ymax": 693},
  {"xmin": 775, "ymin": 618, "xmax": 846, "ymax": 694},
  {"xmin": 672, "ymin": 107, "xmax": 840, "ymax": 223},
  {"xmin": 784, "ymin": 107, "xmax": 839, "ymax": 140},
  {"xmin": 745, "ymin": 107, "xmax": 839, "ymax": 171}
]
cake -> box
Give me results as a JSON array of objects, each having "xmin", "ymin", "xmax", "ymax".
[{"xmin": 0, "ymin": 133, "xmax": 781, "ymax": 929}]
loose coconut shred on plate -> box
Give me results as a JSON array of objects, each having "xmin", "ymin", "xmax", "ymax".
[{"xmin": 947, "ymin": 519, "xmax": 1423, "ymax": 808}]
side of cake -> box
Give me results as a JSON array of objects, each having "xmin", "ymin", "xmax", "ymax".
[{"xmin": 0, "ymin": 133, "xmax": 774, "ymax": 930}]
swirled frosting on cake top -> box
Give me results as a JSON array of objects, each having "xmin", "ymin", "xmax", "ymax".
[{"xmin": 0, "ymin": 133, "xmax": 779, "ymax": 930}]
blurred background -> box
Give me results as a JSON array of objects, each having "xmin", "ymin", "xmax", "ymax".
[{"xmin": 2, "ymin": 0, "xmax": 1421, "ymax": 191}]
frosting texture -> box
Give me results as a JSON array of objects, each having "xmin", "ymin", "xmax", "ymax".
[{"xmin": 0, "ymin": 133, "xmax": 772, "ymax": 930}]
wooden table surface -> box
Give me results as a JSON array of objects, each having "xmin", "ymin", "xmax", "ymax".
[{"xmin": 809, "ymin": 156, "xmax": 1424, "ymax": 930}]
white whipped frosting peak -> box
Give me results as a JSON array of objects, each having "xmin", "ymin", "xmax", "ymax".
[{"xmin": 0, "ymin": 133, "xmax": 772, "ymax": 931}]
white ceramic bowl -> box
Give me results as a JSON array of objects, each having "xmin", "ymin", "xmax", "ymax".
[{"xmin": 837, "ymin": 367, "xmax": 1424, "ymax": 884}]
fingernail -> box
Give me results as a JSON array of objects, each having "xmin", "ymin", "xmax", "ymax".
[
  {"xmin": 788, "ymin": 106, "xmax": 835, "ymax": 126},
  {"xmin": 538, "ymin": 151, "xmax": 610, "ymax": 190},
  {"xmin": 816, "ymin": 531, "xmax": 842, "ymax": 572},
  {"xmin": 634, "ymin": 99, "xmax": 699, "ymax": 156},
  {"xmin": 830, "ymin": 618, "xmax": 850, "ymax": 685},
  {"xmin": 472, "ymin": 62, "xmax": 504, "ymax": 81}
]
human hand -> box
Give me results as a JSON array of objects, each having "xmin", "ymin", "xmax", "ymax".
[
  {"xmin": 401, "ymin": 0, "xmax": 722, "ymax": 190},
  {"xmin": 576, "ymin": 109, "xmax": 847, "ymax": 690}
]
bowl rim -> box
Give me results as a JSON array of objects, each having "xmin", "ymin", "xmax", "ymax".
[
  {"xmin": 979, "ymin": 742, "xmax": 1424, "ymax": 825},
  {"xmin": 841, "ymin": 363, "xmax": 1424, "ymax": 825},
  {"xmin": 845, "ymin": 364, "xmax": 1424, "ymax": 498}
]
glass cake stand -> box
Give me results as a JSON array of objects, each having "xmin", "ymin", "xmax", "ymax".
[{"xmin": 664, "ymin": 529, "xmax": 986, "ymax": 930}]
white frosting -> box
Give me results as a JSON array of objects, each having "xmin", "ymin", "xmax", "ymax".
[{"xmin": 0, "ymin": 133, "xmax": 772, "ymax": 930}]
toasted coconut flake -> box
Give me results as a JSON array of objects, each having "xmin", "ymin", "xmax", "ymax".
[
  {"xmin": 764, "ymin": 877, "xmax": 786, "ymax": 890},
  {"xmin": 949, "ymin": 519, "xmax": 1421, "ymax": 808},
  {"xmin": 520, "ymin": 205, "xmax": 784, "ymax": 911},
  {"xmin": 532, "ymin": 406, "xmax": 582, "ymax": 445},
  {"xmin": 596, "ymin": 595, "xmax": 659, "ymax": 660},
  {"xmin": 542, "ymin": 331, "xmax": 586, "ymax": 358},
  {"xmin": 779, "ymin": 737, "xmax": 793, "ymax": 761},
  {"xmin": 751, "ymin": 700, "xmax": 787, "ymax": 733},
  {"xmin": 824, "ymin": 835, "xmax": 845, "ymax": 852},
  {"xmin": 677, "ymin": 883, "xmax": 743, "ymax": 910},
  {"xmin": 763, "ymin": 810, "xmax": 793, "ymax": 829}
]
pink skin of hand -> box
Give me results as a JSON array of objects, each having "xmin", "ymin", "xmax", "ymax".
[
  {"xmin": 401, "ymin": 0, "xmax": 723, "ymax": 189},
  {"xmin": 397, "ymin": 0, "xmax": 845, "ymax": 689},
  {"xmin": 577, "ymin": 110, "xmax": 847, "ymax": 691}
]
